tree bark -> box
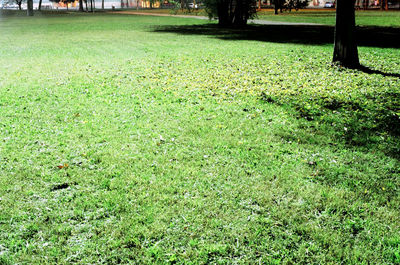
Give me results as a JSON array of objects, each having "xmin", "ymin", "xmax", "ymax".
[
  {"xmin": 102, "ymin": 0, "xmax": 104, "ymax": 9},
  {"xmin": 217, "ymin": 0, "xmax": 231, "ymax": 25},
  {"xmin": 233, "ymin": 0, "xmax": 247, "ymax": 26},
  {"xmin": 38, "ymin": 0, "xmax": 42, "ymax": 10},
  {"xmin": 79, "ymin": 0, "xmax": 84, "ymax": 11},
  {"xmin": 332, "ymin": 0, "xmax": 359, "ymax": 68},
  {"xmin": 27, "ymin": 0, "xmax": 33, "ymax": 16}
]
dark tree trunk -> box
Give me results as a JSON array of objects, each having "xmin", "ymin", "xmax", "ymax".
[
  {"xmin": 274, "ymin": 0, "xmax": 278, "ymax": 13},
  {"xmin": 102, "ymin": 0, "xmax": 104, "ymax": 9},
  {"xmin": 79, "ymin": 0, "xmax": 84, "ymax": 11},
  {"xmin": 27, "ymin": 0, "xmax": 33, "ymax": 15},
  {"xmin": 38, "ymin": 0, "xmax": 42, "ymax": 10},
  {"xmin": 217, "ymin": 0, "xmax": 253, "ymax": 27},
  {"xmin": 18, "ymin": 2, "xmax": 22, "ymax": 10},
  {"xmin": 217, "ymin": 0, "xmax": 231, "ymax": 25},
  {"xmin": 332, "ymin": 0, "xmax": 359, "ymax": 68},
  {"xmin": 232, "ymin": 0, "xmax": 248, "ymax": 26}
]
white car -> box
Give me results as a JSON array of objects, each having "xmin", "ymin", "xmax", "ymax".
[{"xmin": 324, "ymin": 1, "xmax": 335, "ymax": 7}]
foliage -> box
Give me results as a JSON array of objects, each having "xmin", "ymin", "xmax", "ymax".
[
  {"xmin": 0, "ymin": 13, "xmax": 399, "ymax": 264},
  {"xmin": 203, "ymin": 0, "xmax": 257, "ymax": 26},
  {"xmin": 273, "ymin": 0, "xmax": 310, "ymax": 13},
  {"xmin": 283, "ymin": 0, "xmax": 310, "ymax": 10}
]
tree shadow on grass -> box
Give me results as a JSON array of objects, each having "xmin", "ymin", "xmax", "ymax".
[
  {"xmin": 357, "ymin": 65, "xmax": 400, "ymax": 78},
  {"xmin": 152, "ymin": 23, "xmax": 400, "ymax": 49},
  {"xmin": 153, "ymin": 23, "xmax": 400, "ymax": 159}
]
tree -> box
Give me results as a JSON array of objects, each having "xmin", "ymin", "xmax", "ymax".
[
  {"xmin": 204, "ymin": 0, "xmax": 257, "ymax": 26},
  {"xmin": 284, "ymin": 0, "xmax": 309, "ymax": 11},
  {"xmin": 273, "ymin": 0, "xmax": 308, "ymax": 13},
  {"xmin": 13, "ymin": 0, "xmax": 24, "ymax": 10},
  {"xmin": 273, "ymin": 0, "xmax": 282, "ymax": 14},
  {"xmin": 79, "ymin": 0, "xmax": 84, "ymax": 11},
  {"xmin": 27, "ymin": 0, "xmax": 33, "ymax": 15},
  {"xmin": 332, "ymin": 0, "xmax": 360, "ymax": 68}
]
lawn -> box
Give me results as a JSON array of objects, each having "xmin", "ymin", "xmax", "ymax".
[
  {"xmin": 0, "ymin": 13, "xmax": 399, "ymax": 264},
  {"xmin": 256, "ymin": 9, "xmax": 400, "ymax": 27},
  {"xmin": 111, "ymin": 8, "xmax": 400, "ymax": 27}
]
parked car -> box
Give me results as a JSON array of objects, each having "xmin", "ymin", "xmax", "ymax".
[
  {"xmin": 4, "ymin": 3, "xmax": 19, "ymax": 9},
  {"xmin": 324, "ymin": 1, "xmax": 335, "ymax": 7}
]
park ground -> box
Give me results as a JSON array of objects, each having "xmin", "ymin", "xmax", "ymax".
[{"xmin": 0, "ymin": 11, "xmax": 399, "ymax": 264}]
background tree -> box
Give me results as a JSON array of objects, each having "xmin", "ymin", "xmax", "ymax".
[
  {"xmin": 79, "ymin": 0, "xmax": 84, "ymax": 11},
  {"xmin": 284, "ymin": 0, "xmax": 309, "ymax": 11},
  {"xmin": 27, "ymin": 0, "xmax": 33, "ymax": 15},
  {"xmin": 273, "ymin": 0, "xmax": 308, "ymax": 13},
  {"xmin": 14, "ymin": 0, "xmax": 24, "ymax": 10},
  {"xmin": 333, "ymin": 0, "xmax": 359, "ymax": 67},
  {"xmin": 204, "ymin": 0, "xmax": 257, "ymax": 26},
  {"xmin": 273, "ymin": 0, "xmax": 283, "ymax": 14}
]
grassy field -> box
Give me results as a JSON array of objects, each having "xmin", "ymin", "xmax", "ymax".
[
  {"xmin": 0, "ymin": 13, "xmax": 399, "ymax": 264},
  {"xmin": 110, "ymin": 8, "xmax": 400, "ymax": 27},
  {"xmin": 256, "ymin": 9, "xmax": 400, "ymax": 27}
]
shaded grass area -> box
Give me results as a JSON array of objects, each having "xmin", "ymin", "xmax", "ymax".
[
  {"xmin": 0, "ymin": 13, "xmax": 399, "ymax": 264},
  {"xmin": 153, "ymin": 23, "xmax": 400, "ymax": 48}
]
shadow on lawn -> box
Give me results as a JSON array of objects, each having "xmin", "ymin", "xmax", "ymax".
[
  {"xmin": 358, "ymin": 65, "xmax": 400, "ymax": 78},
  {"xmin": 153, "ymin": 23, "xmax": 400, "ymax": 159},
  {"xmin": 152, "ymin": 24, "xmax": 400, "ymax": 49}
]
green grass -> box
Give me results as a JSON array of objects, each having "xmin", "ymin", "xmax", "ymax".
[
  {"xmin": 256, "ymin": 10, "xmax": 400, "ymax": 27},
  {"xmin": 111, "ymin": 8, "xmax": 400, "ymax": 27},
  {"xmin": 125, "ymin": 8, "xmax": 400, "ymax": 27},
  {"xmin": 0, "ymin": 13, "xmax": 399, "ymax": 264}
]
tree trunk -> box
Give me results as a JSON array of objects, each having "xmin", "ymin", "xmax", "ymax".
[
  {"xmin": 217, "ymin": 0, "xmax": 231, "ymax": 25},
  {"xmin": 102, "ymin": 0, "xmax": 104, "ymax": 9},
  {"xmin": 333, "ymin": 0, "xmax": 359, "ymax": 68},
  {"xmin": 18, "ymin": 2, "xmax": 22, "ymax": 10},
  {"xmin": 233, "ymin": 0, "xmax": 247, "ymax": 26},
  {"xmin": 274, "ymin": 0, "xmax": 278, "ymax": 14},
  {"xmin": 79, "ymin": 0, "xmax": 84, "ymax": 11},
  {"xmin": 38, "ymin": 0, "xmax": 42, "ymax": 10},
  {"xmin": 27, "ymin": 0, "xmax": 33, "ymax": 15}
]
